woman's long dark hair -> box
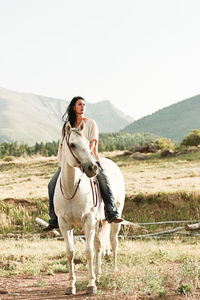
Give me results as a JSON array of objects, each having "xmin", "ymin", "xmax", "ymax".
[{"xmin": 62, "ymin": 96, "xmax": 85, "ymax": 127}]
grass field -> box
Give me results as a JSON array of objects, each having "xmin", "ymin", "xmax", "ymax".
[
  {"xmin": 1, "ymin": 151, "xmax": 200, "ymax": 299},
  {"xmin": 1, "ymin": 238, "xmax": 200, "ymax": 299}
]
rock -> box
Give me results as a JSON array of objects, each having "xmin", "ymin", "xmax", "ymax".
[
  {"xmin": 160, "ymin": 149, "xmax": 174, "ymax": 158},
  {"xmin": 132, "ymin": 152, "xmax": 146, "ymax": 160},
  {"xmin": 123, "ymin": 151, "xmax": 133, "ymax": 155},
  {"xmin": 0, "ymin": 289, "xmax": 8, "ymax": 294},
  {"xmin": 6, "ymin": 233, "xmax": 15, "ymax": 238},
  {"xmin": 138, "ymin": 142, "xmax": 158, "ymax": 153}
]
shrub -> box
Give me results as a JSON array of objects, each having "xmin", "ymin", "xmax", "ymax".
[
  {"xmin": 3, "ymin": 156, "xmax": 14, "ymax": 162},
  {"xmin": 155, "ymin": 138, "xmax": 174, "ymax": 150},
  {"xmin": 181, "ymin": 129, "xmax": 200, "ymax": 146}
]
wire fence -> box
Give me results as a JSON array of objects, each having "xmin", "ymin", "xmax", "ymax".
[
  {"xmin": 67, "ymin": 220, "xmax": 200, "ymax": 241},
  {"xmin": 119, "ymin": 219, "xmax": 200, "ymax": 240},
  {"xmin": 35, "ymin": 218, "xmax": 200, "ymax": 241}
]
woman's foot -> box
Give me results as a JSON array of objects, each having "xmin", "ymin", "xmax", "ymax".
[
  {"xmin": 43, "ymin": 224, "xmax": 59, "ymax": 232},
  {"xmin": 108, "ymin": 216, "xmax": 124, "ymax": 223}
]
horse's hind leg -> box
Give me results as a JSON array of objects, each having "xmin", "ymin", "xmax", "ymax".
[
  {"xmin": 85, "ymin": 213, "xmax": 97, "ymax": 294},
  {"xmin": 94, "ymin": 220, "xmax": 111, "ymax": 278},
  {"xmin": 59, "ymin": 219, "xmax": 76, "ymax": 295},
  {"xmin": 110, "ymin": 222, "xmax": 121, "ymax": 271}
]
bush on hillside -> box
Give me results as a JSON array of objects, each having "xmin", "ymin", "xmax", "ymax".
[
  {"xmin": 155, "ymin": 138, "xmax": 174, "ymax": 150},
  {"xmin": 3, "ymin": 156, "xmax": 14, "ymax": 162},
  {"xmin": 181, "ymin": 129, "xmax": 200, "ymax": 146}
]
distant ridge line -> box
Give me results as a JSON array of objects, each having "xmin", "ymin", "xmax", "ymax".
[
  {"xmin": 122, "ymin": 94, "xmax": 200, "ymax": 141},
  {"xmin": 0, "ymin": 87, "xmax": 134, "ymax": 144}
]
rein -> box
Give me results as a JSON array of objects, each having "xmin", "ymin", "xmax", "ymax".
[{"xmin": 90, "ymin": 178, "xmax": 101, "ymax": 207}]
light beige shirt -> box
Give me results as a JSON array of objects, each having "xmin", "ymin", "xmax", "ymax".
[{"xmin": 57, "ymin": 118, "xmax": 99, "ymax": 167}]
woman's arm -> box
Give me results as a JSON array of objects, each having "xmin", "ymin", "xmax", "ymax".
[{"xmin": 89, "ymin": 139, "xmax": 97, "ymax": 153}]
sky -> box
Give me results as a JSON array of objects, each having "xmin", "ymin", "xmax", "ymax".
[{"xmin": 0, "ymin": 0, "xmax": 200, "ymax": 120}]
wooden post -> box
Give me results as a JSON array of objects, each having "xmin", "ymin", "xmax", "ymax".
[{"xmin": 185, "ymin": 223, "xmax": 200, "ymax": 231}]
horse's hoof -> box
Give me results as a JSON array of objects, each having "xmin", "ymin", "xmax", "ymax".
[
  {"xmin": 65, "ymin": 287, "xmax": 76, "ymax": 295},
  {"xmin": 86, "ymin": 286, "xmax": 97, "ymax": 294},
  {"xmin": 96, "ymin": 274, "xmax": 101, "ymax": 283}
]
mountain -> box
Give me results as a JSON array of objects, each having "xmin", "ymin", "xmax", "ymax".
[
  {"xmin": 0, "ymin": 87, "xmax": 133, "ymax": 145},
  {"xmin": 122, "ymin": 94, "xmax": 200, "ymax": 141},
  {"xmin": 86, "ymin": 100, "xmax": 133, "ymax": 132}
]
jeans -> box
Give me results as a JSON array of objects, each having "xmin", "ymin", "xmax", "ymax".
[
  {"xmin": 96, "ymin": 163, "xmax": 119, "ymax": 222},
  {"xmin": 48, "ymin": 167, "xmax": 61, "ymax": 225},
  {"xmin": 48, "ymin": 165, "xmax": 119, "ymax": 225}
]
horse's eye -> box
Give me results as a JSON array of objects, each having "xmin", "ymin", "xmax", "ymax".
[{"xmin": 70, "ymin": 143, "xmax": 75, "ymax": 149}]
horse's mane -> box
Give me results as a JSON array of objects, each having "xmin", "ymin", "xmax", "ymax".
[{"xmin": 70, "ymin": 128, "xmax": 82, "ymax": 136}]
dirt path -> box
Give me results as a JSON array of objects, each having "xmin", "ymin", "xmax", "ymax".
[
  {"xmin": 0, "ymin": 273, "xmax": 129, "ymax": 300},
  {"xmin": 1, "ymin": 273, "xmax": 200, "ymax": 300}
]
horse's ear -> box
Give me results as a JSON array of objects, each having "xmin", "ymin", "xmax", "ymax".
[
  {"xmin": 78, "ymin": 120, "xmax": 85, "ymax": 132},
  {"xmin": 65, "ymin": 122, "xmax": 71, "ymax": 136}
]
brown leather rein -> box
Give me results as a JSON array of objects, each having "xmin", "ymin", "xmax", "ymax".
[{"xmin": 59, "ymin": 131, "xmax": 100, "ymax": 207}]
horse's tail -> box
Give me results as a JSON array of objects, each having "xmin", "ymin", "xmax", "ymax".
[{"xmin": 96, "ymin": 220, "xmax": 111, "ymax": 255}]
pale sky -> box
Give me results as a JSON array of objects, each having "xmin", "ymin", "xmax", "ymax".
[{"xmin": 0, "ymin": 0, "xmax": 200, "ymax": 120}]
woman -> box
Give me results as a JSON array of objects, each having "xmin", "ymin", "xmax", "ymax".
[{"xmin": 43, "ymin": 96, "xmax": 123, "ymax": 231}]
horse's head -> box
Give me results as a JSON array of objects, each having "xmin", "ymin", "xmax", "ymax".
[{"xmin": 63, "ymin": 121, "xmax": 98, "ymax": 178}]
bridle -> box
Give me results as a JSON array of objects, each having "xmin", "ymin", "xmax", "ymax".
[
  {"xmin": 59, "ymin": 130, "xmax": 84, "ymax": 199},
  {"xmin": 66, "ymin": 131, "xmax": 83, "ymax": 171},
  {"xmin": 60, "ymin": 129, "xmax": 100, "ymax": 207},
  {"xmin": 59, "ymin": 131, "xmax": 83, "ymax": 200}
]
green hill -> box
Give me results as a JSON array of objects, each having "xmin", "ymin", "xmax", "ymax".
[{"xmin": 122, "ymin": 94, "xmax": 200, "ymax": 141}]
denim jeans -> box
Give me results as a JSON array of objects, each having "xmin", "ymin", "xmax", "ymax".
[
  {"xmin": 48, "ymin": 167, "xmax": 61, "ymax": 225},
  {"xmin": 48, "ymin": 165, "xmax": 119, "ymax": 225},
  {"xmin": 96, "ymin": 163, "xmax": 119, "ymax": 222}
]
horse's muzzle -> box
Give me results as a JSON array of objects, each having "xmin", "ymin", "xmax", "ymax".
[{"xmin": 82, "ymin": 162, "xmax": 98, "ymax": 178}]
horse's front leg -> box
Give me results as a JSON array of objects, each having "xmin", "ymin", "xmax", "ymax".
[
  {"xmin": 84, "ymin": 213, "xmax": 97, "ymax": 294},
  {"xmin": 59, "ymin": 218, "xmax": 76, "ymax": 295}
]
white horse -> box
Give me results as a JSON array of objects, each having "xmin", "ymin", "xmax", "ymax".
[{"xmin": 54, "ymin": 121, "xmax": 125, "ymax": 295}]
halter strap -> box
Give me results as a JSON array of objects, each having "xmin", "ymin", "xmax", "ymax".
[
  {"xmin": 60, "ymin": 177, "xmax": 82, "ymax": 200},
  {"xmin": 60, "ymin": 176, "xmax": 101, "ymax": 206}
]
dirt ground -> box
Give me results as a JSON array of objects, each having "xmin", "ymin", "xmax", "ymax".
[
  {"xmin": 0, "ymin": 272, "xmax": 200, "ymax": 300},
  {"xmin": 0, "ymin": 273, "xmax": 132, "ymax": 300}
]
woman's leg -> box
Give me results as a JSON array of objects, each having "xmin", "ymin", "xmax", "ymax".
[
  {"xmin": 96, "ymin": 164, "xmax": 123, "ymax": 223},
  {"xmin": 43, "ymin": 167, "xmax": 61, "ymax": 231}
]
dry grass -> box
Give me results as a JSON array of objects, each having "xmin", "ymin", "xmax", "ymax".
[
  {"xmin": 1, "ymin": 153, "xmax": 200, "ymax": 233},
  {"xmin": 1, "ymin": 153, "xmax": 200, "ymax": 200},
  {"xmin": 120, "ymin": 158, "xmax": 200, "ymax": 196},
  {"xmin": 1, "ymin": 152, "xmax": 200, "ymax": 298},
  {"xmin": 0, "ymin": 156, "xmax": 57, "ymax": 200},
  {"xmin": 1, "ymin": 239, "xmax": 200, "ymax": 298}
]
